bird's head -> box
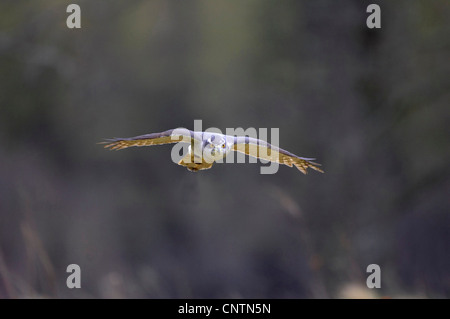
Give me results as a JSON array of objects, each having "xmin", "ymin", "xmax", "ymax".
[{"xmin": 204, "ymin": 135, "xmax": 230, "ymax": 160}]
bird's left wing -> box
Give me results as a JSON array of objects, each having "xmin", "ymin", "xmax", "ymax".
[
  {"xmin": 232, "ymin": 136, "xmax": 324, "ymax": 174},
  {"xmin": 101, "ymin": 129, "xmax": 198, "ymax": 150}
]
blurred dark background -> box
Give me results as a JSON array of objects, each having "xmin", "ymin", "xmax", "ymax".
[{"xmin": 0, "ymin": 0, "xmax": 448, "ymax": 298}]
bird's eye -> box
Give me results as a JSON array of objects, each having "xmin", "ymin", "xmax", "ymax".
[
  {"xmin": 210, "ymin": 144, "xmax": 214, "ymax": 148},
  {"xmin": 222, "ymin": 144, "xmax": 226, "ymax": 148}
]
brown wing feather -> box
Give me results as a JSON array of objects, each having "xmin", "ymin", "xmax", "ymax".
[
  {"xmin": 232, "ymin": 136, "xmax": 324, "ymax": 174},
  {"xmin": 100, "ymin": 129, "xmax": 195, "ymax": 151}
]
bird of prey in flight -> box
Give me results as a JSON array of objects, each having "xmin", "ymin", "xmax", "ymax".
[{"xmin": 102, "ymin": 129, "xmax": 323, "ymax": 174}]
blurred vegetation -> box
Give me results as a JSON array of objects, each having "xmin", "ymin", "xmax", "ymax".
[{"xmin": 0, "ymin": 0, "xmax": 448, "ymax": 298}]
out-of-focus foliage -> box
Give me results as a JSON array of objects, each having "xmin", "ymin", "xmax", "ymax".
[{"xmin": 0, "ymin": 0, "xmax": 448, "ymax": 298}]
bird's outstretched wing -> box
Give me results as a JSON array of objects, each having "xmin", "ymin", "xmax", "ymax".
[
  {"xmin": 232, "ymin": 136, "xmax": 323, "ymax": 174},
  {"xmin": 101, "ymin": 129, "xmax": 198, "ymax": 150}
]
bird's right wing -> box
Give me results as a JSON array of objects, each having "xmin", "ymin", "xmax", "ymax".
[{"xmin": 101, "ymin": 129, "xmax": 199, "ymax": 150}]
